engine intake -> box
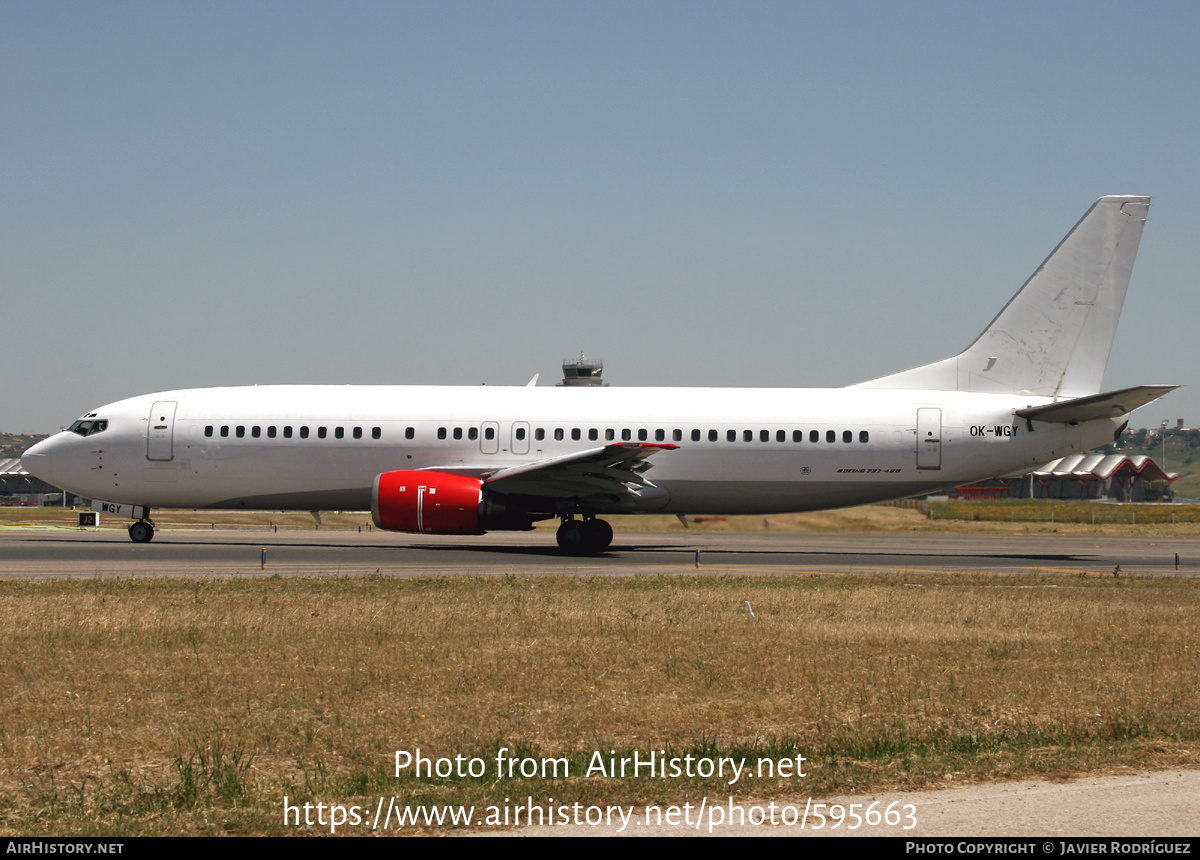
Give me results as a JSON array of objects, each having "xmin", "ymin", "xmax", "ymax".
[
  {"xmin": 372, "ymin": 470, "xmax": 537, "ymax": 534},
  {"xmin": 372, "ymin": 470, "xmax": 485, "ymax": 534}
]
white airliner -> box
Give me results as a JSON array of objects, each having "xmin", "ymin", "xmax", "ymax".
[{"xmin": 22, "ymin": 196, "xmax": 1176, "ymax": 551}]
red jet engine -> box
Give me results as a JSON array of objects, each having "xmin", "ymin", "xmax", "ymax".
[{"xmin": 372, "ymin": 471, "xmax": 485, "ymax": 534}]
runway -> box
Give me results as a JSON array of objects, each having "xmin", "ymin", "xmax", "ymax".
[{"xmin": 2, "ymin": 525, "xmax": 1197, "ymax": 578}]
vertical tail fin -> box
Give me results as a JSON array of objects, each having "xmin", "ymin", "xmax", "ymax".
[{"xmin": 852, "ymin": 195, "xmax": 1150, "ymax": 398}]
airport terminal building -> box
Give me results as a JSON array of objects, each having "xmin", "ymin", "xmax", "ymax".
[
  {"xmin": 0, "ymin": 458, "xmax": 82, "ymax": 506},
  {"xmin": 954, "ymin": 454, "xmax": 1176, "ymax": 502}
]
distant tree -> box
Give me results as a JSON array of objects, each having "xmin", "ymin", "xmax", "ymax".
[{"xmin": 0, "ymin": 434, "xmax": 49, "ymax": 460}]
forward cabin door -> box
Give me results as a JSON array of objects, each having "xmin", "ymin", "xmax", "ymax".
[
  {"xmin": 916, "ymin": 408, "xmax": 942, "ymax": 470},
  {"xmin": 147, "ymin": 401, "xmax": 178, "ymax": 461}
]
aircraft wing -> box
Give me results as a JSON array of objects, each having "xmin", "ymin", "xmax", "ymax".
[
  {"xmin": 480, "ymin": 442, "xmax": 679, "ymax": 500},
  {"xmin": 1016, "ymin": 385, "xmax": 1179, "ymax": 424}
]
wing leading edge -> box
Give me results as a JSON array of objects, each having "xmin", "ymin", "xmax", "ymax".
[{"xmin": 483, "ymin": 442, "xmax": 678, "ymax": 503}]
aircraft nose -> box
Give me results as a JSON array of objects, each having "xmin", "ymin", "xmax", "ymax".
[{"xmin": 20, "ymin": 434, "xmax": 66, "ymax": 485}]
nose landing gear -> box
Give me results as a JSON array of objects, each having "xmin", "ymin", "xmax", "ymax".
[
  {"xmin": 128, "ymin": 520, "xmax": 155, "ymax": 543},
  {"xmin": 555, "ymin": 517, "xmax": 613, "ymax": 553}
]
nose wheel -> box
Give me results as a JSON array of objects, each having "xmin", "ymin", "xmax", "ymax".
[
  {"xmin": 556, "ymin": 518, "xmax": 613, "ymax": 553},
  {"xmin": 128, "ymin": 521, "xmax": 155, "ymax": 543}
]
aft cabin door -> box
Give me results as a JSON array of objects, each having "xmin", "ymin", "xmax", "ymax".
[
  {"xmin": 147, "ymin": 401, "xmax": 177, "ymax": 461},
  {"xmin": 916, "ymin": 408, "xmax": 942, "ymax": 470}
]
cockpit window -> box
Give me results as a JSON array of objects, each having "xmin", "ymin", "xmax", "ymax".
[{"xmin": 67, "ymin": 418, "xmax": 108, "ymax": 437}]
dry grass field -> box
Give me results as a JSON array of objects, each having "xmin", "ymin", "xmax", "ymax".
[
  {"xmin": 2, "ymin": 570, "xmax": 1199, "ymax": 835},
  {"xmin": 927, "ymin": 501, "xmax": 1200, "ymax": 526}
]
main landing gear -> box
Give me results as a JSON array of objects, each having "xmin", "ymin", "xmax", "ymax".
[
  {"xmin": 128, "ymin": 520, "xmax": 155, "ymax": 543},
  {"xmin": 556, "ymin": 517, "xmax": 613, "ymax": 553}
]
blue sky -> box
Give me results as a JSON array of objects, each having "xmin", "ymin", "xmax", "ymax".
[{"xmin": 4, "ymin": 1, "xmax": 1197, "ymax": 433}]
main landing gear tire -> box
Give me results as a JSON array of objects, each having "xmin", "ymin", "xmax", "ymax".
[
  {"xmin": 128, "ymin": 521, "xmax": 155, "ymax": 543},
  {"xmin": 587, "ymin": 518, "xmax": 614, "ymax": 551},
  {"xmin": 556, "ymin": 518, "xmax": 613, "ymax": 553}
]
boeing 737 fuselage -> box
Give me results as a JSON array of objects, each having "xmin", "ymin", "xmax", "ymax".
[{"xmin": 22, "ymin": 196, "xmax": 1176, "ymax": 551}]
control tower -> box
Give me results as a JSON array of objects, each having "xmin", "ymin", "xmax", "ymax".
[{"xmin": 558, "ymin": 352, "xmax": 607, "ymax": 387}]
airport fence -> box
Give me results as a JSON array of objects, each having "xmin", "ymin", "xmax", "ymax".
[{"xmin": 925, "ymin": 500, "xmax": 1200, "ymax": 524}]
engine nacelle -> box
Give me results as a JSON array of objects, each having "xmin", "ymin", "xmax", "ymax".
[{"xmin": 372, "ymin": 470, "xmax": 486, "ymax": 534}]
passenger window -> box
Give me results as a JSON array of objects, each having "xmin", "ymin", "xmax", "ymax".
[
  {"xmin": 372, "ymin": 427, "xmax": 381, "ymax": 439},
  {"xmin": 438, "ymin": 427, "xmax": 447, "ymax": 440},
  {"xmin": 516, "ymin": 428, "xmax": 527, "ymax": 440},
  {"xmin": 727, "ymin": 430, "xmax": 736, "ymax": 442},
  {"xmin": 843, "ymin": 430, "xmax": 852, "ymax": 443},
  {"xmin": 793, "ymin": 430, "xmax": 802, "ymax": 442},
  {"xmin": 605, "ymin": 429, "xmax": 615, "ymax": 441},
  {"xmin": 405, "ymin": 427, "xmax": 414, "ymax": 439},
  {"xmin": 776, "ymin": 430, "xmax": 785, "ymax": 442},
  {"xmin": 204, "ymin": 425, "xmax": 214, "ymax": 437},
  {"xmin": 252, "ymin": 426, "xmax": 261, "ymax": 438},
  {"xmin": 655, "ymin": 429, "xmax": 665, "ymax": 442},
  {"xmin": 335, "ymin": 427, "xmax": 344, "ymax": 439},
  {"xmin": 284, "ymin": 426, "xmax": 293, "ymax": 438},
  {"xmin": 691, "ymin": 429, "xmax": 701, "ymax": 442},
  {"xmin": 220, "ymin": 425, "xmax": 229, "ymax": 437},
  {"xmin": 453, "ymin": 427, "xmax": 463, "ymax": 440},
  {"xmin": 554, "ymin": 428, "xmax": 564, "ymax": 441},
  {"xmin": 236, "ymin": 426, "xmax": 245, "ymax": 438},
  {"xmin": 760, "ymin": 430, "xmax": 769, "ymax": 442},
  {"xmin": 300, "ymin": 426, "xmax": 309, "ymax": 439},
  {"xmin": 484, "ymin": 427, "xmax": 495, "ymax": 440},
  {"xmin": 469, "ymin": 427, "xmax": 478, "ymax": 440},
  {"xmin": 571, "ymin": 428, "xmax": 581, "ymax": 441},
  {"xmin": 622, "ymin": 429, "xmax": 632, "ymax": 441},
  {"xmin": 673, "ymin": 429, "xmax": 683, "ymax": 442},
  {"xmin": 826, "ymin": 430, "xmax": 835, "ymax": 443},
  {"xmin": 317, "ymin": 426, "xmax": 327, "ymax": 439},
  {"xmin": 588, "ymin": 429, "xmax": 598, "ymax": 441},
  {"xmin": 638, "ymin": 429, "xmax": 648, "ymax": 441},
  {"xmin": 535, "ymin": 428, "xmax": 545, "ymax": 441},
  {"xmin": 353, "ymin": 427, "xmax": 362, "ymax": 440},
  {"xmin": 268, "ymin": 426, "xmax": 277, "ymax": 438},
  {"xmin": 809, "ymin": 430, "xmax": 819, "ymax": 443},
  {"xmin": 709, "ymin": 429, "xmax": 718, "ymax": 442},
  {"xmin": 860, "ymin": 431, "xmax": 869, "ymax": 443}
]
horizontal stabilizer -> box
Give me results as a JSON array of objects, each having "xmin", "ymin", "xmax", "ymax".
[{"xmin": 1016, "ymin": 385, "xmax": 1178, "ymax": 424}]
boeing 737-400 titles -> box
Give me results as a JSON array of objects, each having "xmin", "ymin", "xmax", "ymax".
[{"xmin": 23, "ymin": 196, "xmax": 1176, "ymax": 552}]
